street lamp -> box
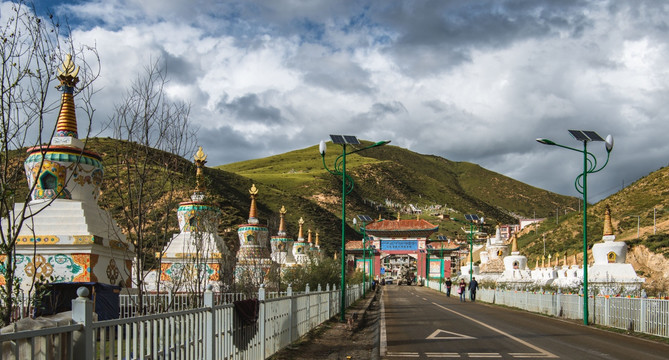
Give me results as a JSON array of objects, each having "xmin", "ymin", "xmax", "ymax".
[
  {"xmin": 319, "ymin": 135, "xmax": 390, "ymax": 322},
  {"xmin": 449, "ymin": 215, "xmax": 479, "ymax": 284},
  {"xmin": 354, "ymin": 214, "xmax": 373, "ymax": 297},
  {"xmin": 536, "ymin": 130, "xmax": 613, "ymax": 325}
]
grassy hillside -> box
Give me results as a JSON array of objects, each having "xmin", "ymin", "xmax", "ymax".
[{"xmin": 219, "ymin": 141, "xmax": 579, "ymax": 246}]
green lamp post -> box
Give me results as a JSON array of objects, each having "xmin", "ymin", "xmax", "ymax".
[
  {"xmin": 536, "ymin": 130, "xmax": 614, "ymax": 325},
  {"xmin": 449, "ymin": 215, "xmax": 479, "ymax": 284},
  {"xmin": 319, "ymin": 136, "xmax": 390, "ymax": 322}
]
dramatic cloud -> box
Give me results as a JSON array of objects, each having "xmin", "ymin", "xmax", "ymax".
[{"xmin": 30, "ymin": 0, "xmax": 669, "ymax": 202}]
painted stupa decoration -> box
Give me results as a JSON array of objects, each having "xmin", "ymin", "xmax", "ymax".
[
  {"xmin": 150, "ymin": 147, "xmax": 229, "ymax": 292},
  {"xmin": 235, "ymin": 185, "xmax": 273, "ymax": 283},
  {"xmin": 3, "ymin": 55, "xmax": 133, "ymax": 292},
  {"xmin": 292, "ymin": 217, "xmax": 309, "ymax": 265},
  {"xmin": 588, "ymin": 205, "xmax": 644, "ymax": 294},
  {"xmin": 270, "ymin": 206, "xmax": 296, "ymax": 266}
]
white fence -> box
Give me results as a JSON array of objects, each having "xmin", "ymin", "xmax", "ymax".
[
  {"xmin": 426, "ymin": 281, "xmax": 669, "ymax": 338},
  {"xmin": 0, "ymin": 282, "xmax": 369, "ymax": 360}
]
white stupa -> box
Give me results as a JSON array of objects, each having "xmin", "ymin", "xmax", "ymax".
[
  {"xmin": 496, "ymin": 234, "xmax": 532, "ymax": 287},
  {"xmin": 588, "ymin": 206, "xmax": 645, "ymax": 295},
  {"xmin": 3, "ymin": 56, "xmax": 133, "ymax": 293},
  {"xmin": 270, "ymin": 206, "xmax": 296, "ymax": 266},
  {"xmin": 147, "ymin": 147, "xmax": 229, "ymax": 293}
]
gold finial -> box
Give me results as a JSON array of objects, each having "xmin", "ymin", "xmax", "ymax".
[
  {"xmin": 397, "ymin": 212, "xmax": 401, "ymax": 221},
  {"xmin": 555, "ymin": 252, "xmax": 560, "ymax": 267},
  {"xmin": 57, "ymin": 54, "xmax": 80, "ymax": 88},
  {"xmin": 511, "ymin": 233, "xmax": 518, "ymax": 253},
  {"xmin": 55, "ymin": 54, "xmax": 80, "ymax": 138},
  {"xmin": 308, "ymin": 229, "xmax": 313, "ymax": 244},
  {"xmin": 535, "ymin": 258, "xmax": 539, "ymax": 269},
  {"xmin": 278, "ymin": 206, "xmax": 287, "ymax": 234},
  {"xmin": 248, "ymin": 184, "xmax": 258, "ymax": 220},
  {"xmin": 315, "ymin": 232, "xmax": 320, "ymax": 246},
  {"xmin": 194, "ymin": 146, "xmax": 207, "ymax": 192},
  {"xmin": 541, "ymin": 255, "xmax": 545, "ymax": 268},
  {"xmin": 298, "ymin": 217, "xmax": 304, "ymax": 239},
  {"xmin": 603, "ymin": 205, "xmax": 614, "ymax": 236}
]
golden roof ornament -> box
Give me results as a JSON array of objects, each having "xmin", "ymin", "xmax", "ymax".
[
  {"xmin": 307, "ymin": 229, "xmax": 312, "ymax": 244},
  {"xmin": 194, "ymin": 146, "xmax": 207, "ymax": 192},
  {"xmin": 278, "ymin": 205, "xmax": 287, "ymax": 234},
  {"xmin": 248, "ymin": 184, "xmax": 258, "ymax": 220},
  {"xmin": 315, "ymin": 232, "xmax": 320, "ymax": 247},
  {"xmin": 511, "ymin": 233, "xmax": 518, "ymax": 253},
  {"xmin": 603, "ymin": 205, "xmax": 614, "ymax": 237},
  {"xmin": 57, "ymin": 54, "xmax": 80, "ymax": 88},
  {"xmin": 298, "ymin": 217, "xmax": 305, "ymax": 240},
  {"xmin": 55, "ymin": 54, "xmax": 80, "ymax": 138}
]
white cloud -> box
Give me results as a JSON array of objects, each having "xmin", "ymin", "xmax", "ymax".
[{"xmin": 26, "ymin": 0, "xmax": 669, "ymax": 203}]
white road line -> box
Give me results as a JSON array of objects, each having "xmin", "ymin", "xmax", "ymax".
[
  {"xmin": 380, "ymin": 289, "xmax": 388, "ymax": 356},
  {"xmin": 431, "ymin": 302, "xmax": 558, "ymax": 359},
  {"xmin": 467, "ymin": 353, "xmax": 502, "ymax": 358},
  {"xmin": 387, "ymin": 352, "xmax": 420, "ymax": 357},
  {"xmin": 423, "ymin": 297, "xmax": 428, "ymax": 301},
  {"xmin": 425, "ymin": 352, "xmax": 460, "ymax": 357}
]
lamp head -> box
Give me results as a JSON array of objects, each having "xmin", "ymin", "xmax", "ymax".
[
  {"xmin": 319, "ymin": 140, "xmax": 326, "ymax": 156},
  {"xmin": 605, "ymin": 134, "xmax": 614, "ymax": 153},
  {"xmin": 536, "ymin": 138, "xmax": 556, "ymax": 146}
]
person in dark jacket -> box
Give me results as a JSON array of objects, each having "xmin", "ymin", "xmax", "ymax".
[
  {"xmin": 468, "ymin": 277, "xmax": 479, "ymax": 302},
  {"xmin": 445, "ymin": 278, "xmax": 452, "ymax": 297},
  {"xmin": 458, "ymin": 279, "xmax": 466, "ymax": 302}
]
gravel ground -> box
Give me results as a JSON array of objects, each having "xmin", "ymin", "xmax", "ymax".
[{"xmin": 269, "ymin": 289, "xmax": 380, "ymax": 360}]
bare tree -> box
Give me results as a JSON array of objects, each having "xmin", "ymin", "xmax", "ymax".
[
  {"xmin": 0, "ymin": 1, "xmax": 99, "ymax": 325},
  {"xmin": 104, "ymin": 58, "xmax": 196, "ymax": 313}
]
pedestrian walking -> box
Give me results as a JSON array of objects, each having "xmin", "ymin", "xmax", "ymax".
[
  {"xmin": 469, "ymin": 277, "xmax": 479, "ymax": 302},
  {"xmin": 445, "ymin": 278, "xmax": 452, "ymax": 297},
  {"xmin": 458, "ymin": 279, "xmax": 466, "ymax": 302}
]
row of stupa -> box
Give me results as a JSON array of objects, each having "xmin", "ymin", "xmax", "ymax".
[
  {"xmin": 462, "ymin": 206, "xmax": 645, "ymax": 294},
  {"xmin": 1, "ymin": 56, "xmax": 321, "ymax": 296},
  {"xmin": 143, "ymin": 152, "xmax": 325, "ymax": 292}
]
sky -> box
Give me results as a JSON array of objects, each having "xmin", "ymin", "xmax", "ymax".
[{"xmin": 22, "ymin": 0, "xmax": 669, "ymax": 203}]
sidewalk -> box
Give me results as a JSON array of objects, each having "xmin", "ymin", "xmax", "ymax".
[{"xmin": 269, "ymin": 288, "xmax": 380, "ymax": 360}]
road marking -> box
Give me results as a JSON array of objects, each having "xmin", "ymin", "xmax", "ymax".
[
  {"xmin": 387, "ymin": 351, "xmax": 420, "ymax": 357},
  {"xmin": 425, "ymin": 352, "xmax": 460, "ymax": 357},
  {"xmin": 423, "ymin": 297, "xmax": 428, "ymax": 301},
  {"xmin": 380, "ymin": 290, "xmax": 388, "ymax": 356},
  {"xmin": 426, "ymin": 329, "xmax": 476, "ymax": 340},
  {"xmin": 431, "ymin": 302, "xmax": 558, "ymax": 359},
  {"xmin": 468, "ymin": 353, "xmax": 501, "ymax": 358}
]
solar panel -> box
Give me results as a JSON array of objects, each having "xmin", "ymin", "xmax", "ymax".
[
  {"xmin": 568, "ymin": 130, "xmax": 589, "ymax": 141},
  {"xmin": 464, "ymin": 214, "xmax": 479, "ymax": 221},
  {"xmin": 343, "ymin": 135, "xmax": 360, "ymax": 144},
  {"xmin": 357, "ymin": 215, "xmax": 373, "ymax": 222},
  {"xmin": 582, "ymin": 131, "xmax": 605, "ymax": 142},
  {"xmin": 437, "ymin": 235, "xmax": 448, "ymax": 241},
  {"xmin": 330, "ymin": 135, "xmax": 346, "ymax": 144}
]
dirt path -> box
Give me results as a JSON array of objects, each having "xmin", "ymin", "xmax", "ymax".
[{"xmin": 269, "ymin": 289, "xmax": 380, "ymax": 360}]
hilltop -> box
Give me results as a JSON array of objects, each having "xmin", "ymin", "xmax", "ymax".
[{"xmin": 217, "ymin": 141, "xmax": 578, "ymax": 250}]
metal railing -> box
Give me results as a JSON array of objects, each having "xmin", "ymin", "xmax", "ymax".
[
  {"xmin": 426, "ymin": 281, "xmax": 669, "ymax": 338},
  {"xmin": 0, "ymin": 282, "xmax": 369, "ymax": 359}
]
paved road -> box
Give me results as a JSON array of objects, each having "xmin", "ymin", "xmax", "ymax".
[{"xmin": 380, "ymin": 284, "xmax": 669, "ymax": 359}]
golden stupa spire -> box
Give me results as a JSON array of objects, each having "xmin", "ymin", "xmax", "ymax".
[
  {"xmin": 511, "ymin": 233, "xmax": 518, "ymax": 253},
  {"xmin": 315, "ymin": 232, "xmax": 320, "ymax": 247},
  {"xmin": 194, "ymin": 146, "xmax": 207, "ymax": 192},
  {"xmin": 535, "ymin": 258, "xmax": 539, "ymax": 269},
  {"xmin": 55, "ymin": 55, "xmax": 80, "ymax": 138},
  {"xmin": 572, "ymin": 253, "xmax": 577, "ymax": 267},
  {"xmin": 298, "ymin": 217, "xmax": 304, "ymax": 240},
  {"xmin": 278, "ymin": 206, "xmax": 287, "ymax": 234},
  {"xmin": 307, "ymin": 229, "xmax": 313, "ymax": 244},
  {"xmin": 603, "ymin": 205, "xmax": 614, "ymax": 236},
  {"xmin": 248, "ymin": 184, "xmax": 258, "ymax": 220},
  {"xmin": 555, "ymin": 252, "xmax": 560, "ymax": 267}
]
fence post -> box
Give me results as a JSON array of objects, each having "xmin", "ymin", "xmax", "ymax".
[
  {"xmin": 640, "ymin": 297, "xmax": 647, "ymax": 333},
  {"xmin": 305, "ymin": 284, "xmax": 310, "ymax": 327},
  {"xmin": 326, "ymin": 284, "xmax": 331, "ymax": 319},
  {"xmin": 71, "ymin": 287, "xmax": 94, "ymax": 360},
  {"xmin": 287, "ymin": 284, "xmax": 294, "ymax": 342},
  {"xmin": 204, "ymin": 285, "xmax": 215, "ymax": 360},
  {"xmin": 259, "ymin": 284, "xmax": 266, "ymax": 360},
  {"xmin": 556, "ymin": 289, "xmax": 561, "ymax": 318}
]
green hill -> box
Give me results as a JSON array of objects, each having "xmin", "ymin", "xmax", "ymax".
[{"xmin": 218, "ymin": 141, "xmax": 579, "ymax": 248}]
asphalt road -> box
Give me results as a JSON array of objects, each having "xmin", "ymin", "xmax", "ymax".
[{"xmin": 380, "ymin": 284, "xmax": 669, "ymax": 359}]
